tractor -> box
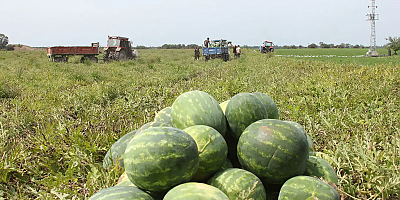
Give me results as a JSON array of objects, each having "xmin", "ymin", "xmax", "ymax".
[
  {"xmin": 103, "ymin": 36, "xmax": 138, "ymax": 62},
  {"xmin": 260, "ymin": 40, "xmax": 274, "ymax": 54}
]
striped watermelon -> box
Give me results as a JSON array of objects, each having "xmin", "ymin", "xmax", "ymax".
[
  {"xmin": 305, "ymin": 156, "xmax": 338, "ymax": 184},
  {"xmin": 88, "ymin": 185, "xmax": 154, "ymax": 200},
  {"xmin": 103, "ymin": 130, "xmax": 137, "ymax": 169},
  {"xmin": 171, "ymin": 90, "xmax": 226, "ymax": 136},
  {"xmin": 225, "ymin": 93, "xmax": 268, "ymax": 140},
  {"xmin": 219, "ymin": 158, "xmax": 233, "ymax": 171},
  {"xmin": 278, "ymin": 176, "xmax": 340, "ymax": 200},
  {"xmin": 237, "ymin": 119, "xmax": 309, "ymax": 184},
  {"xmin": 124, "ymin": 127, "xmax": 199, "ymax": 192},
  {"xmin": 154, "ymin": 107, "xmax": 174, "ymax": 127},
  {"xmin": 163, "ymin": 182, "xmax": 230, "ymax": 200},
  {"xmin": 252, "ymin": 92, "xmax": 279, "ymax": 119},
  {"xmin": 136, "ymin": 121, "xmax": 170, "ymax": 135},
  {"xmin": 208, "ymin": 168, "xmax": 266, "ymax": 200},
  {"xmin": 117, "ymin": 171, "xmax": 135, "ymax": 187},
  {"xmin": 183, "ymin": 125, "xmax": 228, "ymax": 182},
  {"xmin": 283, "ymin": 120, "xmax": 313, "ymax": 150}
]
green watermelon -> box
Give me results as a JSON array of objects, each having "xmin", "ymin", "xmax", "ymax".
[
  {"xmin": 208, "ymin": 168, "xmax": 266, "ymax": 200},
  {"xmin": 252, "ymin": 92, "xmax": 279, "ymax": 119},
  {"xmin": 171, "ymin": 90, "xmax": 226, "ymax": 136},
  {"xmin": 305, "ymin": 156, "xmax": 338, "ymax": 184},
  {"xmin": 136, "ymin": 121, "xmax": 170, "ymax": 135},
  {"xmin": 117, "ymin": 171, "xmax": 135, "ymax": 187},
  {"xmin": 163, "ymin": 183, "xmax": 230, "ymax": 200},
  {"xmin": 219, "ymin": 100, "xmax": 230, "ymax": 114},
  {"xmin": 225, "ymin": 93, "xmax": 268, "ymax": 140},
  {"xmin": 283, "ymin": 121, "xmax": 313, "ymax": 151},
  {"xmin": 89, "ymin": 185, "xmax": 154, "ymax": 200},
  {"xmin": 154, "ymin": 107, "xmax": 174, "ymax": 127},
  {"xmin": 103, "ymin": 130, "xmax": 137, "ymax": 169},
  {"xmin": 237, "ymin": 119, "xmax": 309, "ymax": 184},
  {"xmin": 183, "ymin": 125, "xmax": 228, "ymax": 182},
  {"xmin": 124, "ymin": 127, "xmax": 199, "ymax": 192},
  {"xmin": 278, "ymin": 176, "xmax": 340, "ymax": 200}
]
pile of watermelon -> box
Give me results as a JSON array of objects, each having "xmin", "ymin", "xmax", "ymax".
[{"xmin": 93, "ymin": 90, "xmax": 340, "ymax": 200}]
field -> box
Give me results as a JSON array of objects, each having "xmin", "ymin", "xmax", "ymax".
[{"xmin": 0, "ymin": 48, "xmax": 399, "ymax": 199}]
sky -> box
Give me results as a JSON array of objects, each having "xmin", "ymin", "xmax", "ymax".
[{"xmin": 1, "ymin": 0, "xmax": 399, "ymax": 47}]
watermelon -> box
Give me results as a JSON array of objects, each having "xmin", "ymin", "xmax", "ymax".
[
  {"xmin": 136, "ymin": 121, "xmax": 170, "ymax": 135},
  {"xmin": 89, "ymin": 185, "xmax": 154, "ymax": 200},
  {"xmin": 103, "ymin": 130, "xmax": 137, "ymax": 169},
  {"xmin": 219, "ymin": 100, "xmax": 230, "ymax": 114},
  {"xmin": 305, "ymin": 156, "xmax": 339, "ymax": 184},
  {"xmin": 225, "ymin": 93, "xmax": 268, "ymax": 140},
  {"xmin": 278, "ymin": 176, "xmax": 340, "ymax": 200},
  {"xmin": 208, "ymin": 168, "xmax": 266, "ymax": 200},
  {"xmin": 237, "ymin": 119, "xmax": 309, "ymax": 184},
  {"xmin": 283, "ymin": 120, "xmax": 313, "ymax": 150},
  {"xmin": 154, "ymin": 107, "xmax": 174, "ymax": 127},
  {"xmin": 252, "ymin": 92, "xmax": 279, "ymax": 119},
  {"xmin": 163, "ymin": 182, "xmax": 230, "ymax": 200},
  {"xmin": 171, "ymin": 90, "xmax": 226, "ymax": 136},
  {"xmin": 124, "ymin": 127, "xmax": 199, "ymax": 192},
  {"xmin": 183, "ymin": 125, "xmax": 228, "ymax": 182}
]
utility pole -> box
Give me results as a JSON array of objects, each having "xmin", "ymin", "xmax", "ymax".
[{"xmin": 367, "ymin": 0, "xmax": 379, "ymax": 57}]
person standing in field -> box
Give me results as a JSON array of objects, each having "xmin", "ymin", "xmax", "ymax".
[
  {"xmin": 194, "ymin": 46, "xmax": 200, "ymax": 60},
  {"xmin": 204, "ymin": 38, "xmax": 210, "ymax": 48},
  {"xmin": 229, "ymin": 42, "xmax": 237, "ymax": 59},
  {"xmin": 236, "ymin": 45, "xmax": 241, "ymax": 58}
]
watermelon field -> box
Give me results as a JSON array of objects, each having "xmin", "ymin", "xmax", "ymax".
[{"xmin": 0, "ymin": 48, "xmax": 399, "ymax": 199}]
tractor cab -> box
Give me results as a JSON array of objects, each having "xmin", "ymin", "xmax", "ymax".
[
  {"xmin": 260, "ymin": 40, "xmax": 274, "ymax": 53},
  {"xmin": 103, "ymin": 36, "xmax": 137, "ymax": 61}
]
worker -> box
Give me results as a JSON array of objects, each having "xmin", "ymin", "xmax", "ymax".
[
  {"xmin": 194, "ymin": 46, "xmax": 200, "ymax": 60},
  {"xmin": 236, "ymin": 45, "xmax": 241, "ymax": 58},
  {"xmin": 204, "ymin": 38, "xmax": 210, "ymax": 48},
  {"xmin": 228, "ymin": 42, "xmax": 237, "ymax": 59}
]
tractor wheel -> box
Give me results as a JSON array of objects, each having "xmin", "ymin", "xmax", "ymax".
[
  {"xmin": 117, "ymin": 51, "xmax": 126, "ymax": 61},
  {"xmin": 103, "ymin": 51, "xmax": 109, "ymax": 62},
  {"xmin": 270, "ymin": 48, "xmax": 274, "ymax": 53}
]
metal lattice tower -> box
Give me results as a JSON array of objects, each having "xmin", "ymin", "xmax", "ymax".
[{"xmin": 367, "ymin": 0, "xmax": 379, "ymax": 56}]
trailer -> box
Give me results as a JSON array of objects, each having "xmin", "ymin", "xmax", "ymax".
[
  {"xmin": 202, "ymin": 39, "xmax": 229, "ymax": 61},
  {"xmin": 47, "ymin": 42, "xmax": 100, "ymax": 63}
]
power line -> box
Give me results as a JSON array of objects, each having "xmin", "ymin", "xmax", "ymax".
[{"xmin": 366, "ymin": 0, "xmax": 379, "ymax": 57}]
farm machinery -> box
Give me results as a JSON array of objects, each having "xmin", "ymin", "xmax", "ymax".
[
  {"xmin": 103, "ymin": 36, "xmax": 138, "ymax": 62},
  {"xmin": 0, "ymin": 34, "xmax": 9, "ymax": 49},
  {"xmin": 260, "ymin": 40, "xmax": 274, "ymax": 53},
  {"xmin": 202, "ymin": 39, "xmax": 230, "ymax": 61},
  {"xmin": 47, "ymin": 36, "xmax": 138, "ymax": 63}
]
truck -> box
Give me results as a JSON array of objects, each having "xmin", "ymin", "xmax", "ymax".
[
  {"xmin": 260, "ymin": 40, "xmax": 274, "ymax": 54},
  {"xmin": 47, "ymin": 42, "xmax": 100, "ymax": 63},
  {"xmin": 202, "ymin": 39, "xmax": 230, "ymax": 61},
  {"xmin": 103, "ymin": 36, "xmax": 138, "ymax": 62}
]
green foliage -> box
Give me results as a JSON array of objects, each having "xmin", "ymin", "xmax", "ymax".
[
  {"xmin": 0, "ymin": 49, "xmax": 399, "ymax": 199},
  {"xmin": 385, "ymin": 36, "xmax": 400, "ymax": 54}
]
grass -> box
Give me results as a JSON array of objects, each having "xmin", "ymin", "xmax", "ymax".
[{"xmin": 0, "ymin": 48, "xmax": 399, "ymax": 199}]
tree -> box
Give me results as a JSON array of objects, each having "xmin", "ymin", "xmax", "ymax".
[
  {"xmin": 385, "ymin": 36, "xmax": 400, "ymax": 55},
  {"xmin": 308, "ymin": 43, "xmax": 318, "ymax": 48}
]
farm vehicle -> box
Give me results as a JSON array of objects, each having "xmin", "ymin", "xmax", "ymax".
[
  {"xmin": 103, "ymin": 36, "xmax": 138, "ymax": 62},
  {"xmin": 260, "ymin": 40, "xmax": 274, "ymax": 53},
  {"xmin": 47, "ymin": 42, "xmax": 100, "ymax": 63},
  {"xmin": 202, "ymin": 39, "xmax": 230, "ymax": 61},
  {"xmin": 0, "ymin": 34, "xmax": 9, "ymax": 49},
  {"xmin": 47, "ymin": 36, "xmax": 138, "ymax": 63}
]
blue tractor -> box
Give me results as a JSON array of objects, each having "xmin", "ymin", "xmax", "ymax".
[{"xmin": 202, "ymin": 39, "xmax": 230, "ymax": 61}]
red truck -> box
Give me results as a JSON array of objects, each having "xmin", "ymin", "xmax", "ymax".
[{"xmin": 47, "ymin": 42, "xmax": 100, "ymax": 63}]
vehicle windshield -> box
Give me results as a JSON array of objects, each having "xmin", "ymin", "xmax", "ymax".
[
  {"xmin": 264, "ymin": 42, "xmax": 273, "ymax": 46},
  {"xmin": 107, "ymin": 39, "xmax": 120, "ymax": 47}
]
